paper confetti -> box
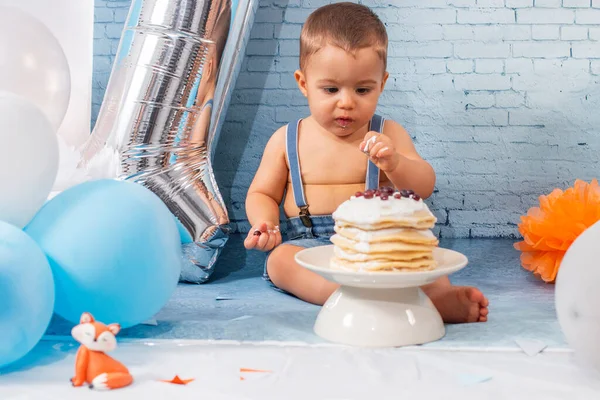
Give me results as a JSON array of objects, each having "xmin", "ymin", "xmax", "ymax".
[
  {"xmin": 458, "ymin": 373, "xmax": 492, "ymax": 386},
  {"xmin": 514, "ymin": 338, "xmax": 547, "ymax": 356},
  {"xmin": 141, "ymin": 319, "xmax": 158, "ymax": 326},
  {"xmin": 229, "ymin": 315, "xmax": 253, "ymax": 322},
  {"xmin": 239, "ymin": 368, "xmax": 272, "ymax": 381},
  {"xmin": 240, "ymin": 368, "xmax": 272, "ymax": 373},
  {"xmin": 160, "ymin": 375, "xmax": 195, "ymax": 385}
]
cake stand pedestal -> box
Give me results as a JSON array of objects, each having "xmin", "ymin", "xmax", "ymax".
[{"xmin": 295, "ymin": 245, "xmax": 468, "ymax": 348}]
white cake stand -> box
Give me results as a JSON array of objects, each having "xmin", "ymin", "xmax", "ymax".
[{"xmin": 295, "ymin": 245, "xmax": 468, "ymax": 348}]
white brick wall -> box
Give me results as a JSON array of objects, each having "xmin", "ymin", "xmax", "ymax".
[
  {"xmin": 563, "ymin": 0, "xmax": 592, "ymax": 7},
  {"xmin": 222, "ymin": 0, "xmax": 600, "ymax": 238},
  {"xmin": 506, "ymin": 0, "xmax": 534, "ymax": 7},
  {"xmin": 94, "ymin": 0, "xmax": 600, "ymax": 238},
  {"xmin": 561, "ymin": 25, "xmax": 588, "ymax": 40}
]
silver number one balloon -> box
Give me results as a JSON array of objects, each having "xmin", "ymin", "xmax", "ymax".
[{"xmin": 79, "ymin": 0, "xmax": 257, "ymax": 283}]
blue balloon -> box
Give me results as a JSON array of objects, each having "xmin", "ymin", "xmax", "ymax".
[
  {"xmin": 0, "ymin": 221, "xmax": 54, "ymax": 368},
  {"xmin": 24, "ymin": 179, "xmax": 182, "ymax": 328}
]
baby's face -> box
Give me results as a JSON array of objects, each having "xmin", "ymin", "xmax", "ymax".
[{"xmin": 297, "ymin": 44, "xmax": 388, "ymax": 137}]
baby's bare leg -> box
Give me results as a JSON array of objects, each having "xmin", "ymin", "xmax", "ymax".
[{"xmin": 266, "ymin": 244, "xmax": 339, "ymax": 305}]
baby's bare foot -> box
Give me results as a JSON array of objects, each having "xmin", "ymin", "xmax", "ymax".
[{"xmin": 426, "ymin": 286, "xmax": 489, "ymax": 324}]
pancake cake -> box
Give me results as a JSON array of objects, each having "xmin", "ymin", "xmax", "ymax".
[{"xmin": 330, "ymin": 186, "xmax": 438, "ymax": 272}]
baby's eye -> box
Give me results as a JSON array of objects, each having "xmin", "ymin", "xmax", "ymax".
[
  {"xmin": 323, "ymin": 87, "xmax": 338, "ymax": 94},
  {"xmin": 356, "ymin": 88, "xmax": 371, "ymax": 95}
]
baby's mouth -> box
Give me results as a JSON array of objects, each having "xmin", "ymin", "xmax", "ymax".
[{"xmin": 335, "ymin": 117, "xmax": 353, "ymax": 128}]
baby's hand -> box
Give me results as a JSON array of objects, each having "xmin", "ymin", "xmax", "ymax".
[
  {"xmin": 359, "ymin": 131, "xmax": 400, "ymax": 172},
  {"xmin": 244, "ymin": 222, "xmax": 282, "ymax": 252}
]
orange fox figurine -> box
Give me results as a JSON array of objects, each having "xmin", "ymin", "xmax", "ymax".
[{"xmin": 70, "ymin": 312, "xmax": 133, "ymax": 390}]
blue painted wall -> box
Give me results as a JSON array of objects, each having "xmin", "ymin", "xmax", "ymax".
[{"xmin": 93, "ymin": 0, "xmax": 600, "ymax": 238}]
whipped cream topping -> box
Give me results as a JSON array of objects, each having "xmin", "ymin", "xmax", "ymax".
[
  {"xmin": 332, "ymin": 195, "xmax": 433, "ymax": 225},
  {"xmin": 333, "ymin": 246, "xmax": 374, "ymax": 261},
  {"xmin": 330, "ymin": 257, "xmax": 429, "ymax": 272},
  {"xmin": 333, "ymin": 246, "xmax": 429, "ymax": 262},
  {"xmin": 337, "ymin": 226, "xmax": 436, "ymax": 241}
]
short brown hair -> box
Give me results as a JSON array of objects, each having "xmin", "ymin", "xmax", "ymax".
[{"xmin": 299, "ymin": 2, "xmax": 388, "ymax": 71}]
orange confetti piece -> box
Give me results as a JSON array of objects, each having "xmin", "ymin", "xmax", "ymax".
[
  {"xmin": 240, "ymin": 368, "xmax": 272, "ymax": 373},
  {"xmin": 240, "ymin": 367, "xmax": 272, "ymax": 381},
  {"xmin": 160, "ymin": 375, "xmax": 195, "ymax": 385}
]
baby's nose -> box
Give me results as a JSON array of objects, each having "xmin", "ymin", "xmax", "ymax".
[{"xmin": 338, "ymin": 92, "xmax": 354, "ymax": 109}]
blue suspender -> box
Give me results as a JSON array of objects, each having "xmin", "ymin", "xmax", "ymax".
[
  {"xmin": 200, "ymin": 98, "xmax": 214, "ymax": 112},
  {"xmin": 366, "ymin": 114, "xmax": 384, "ymax": 191},
  {"xmin": 286, "ymin": 115, "xmax": 385, "ymax": 227},
  {"xmin": 285, "ymin": 119, "xmax": 312, "ymax": 227}
]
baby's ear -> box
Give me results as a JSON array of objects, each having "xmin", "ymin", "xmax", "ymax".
[
  {"xmin": 381, "ymin": 71, "xmax": 390, "ymax": 91},
  {"xmin": 80, "ymin": 312, "xmax": 94, "ymax": 324},
  {"xmin": 294, "ymin": 70, "xmax": 308, "ymax": 97},
  {"xmin": 107, "ymin": 323, "xmax": 121, "ymax": 336}
]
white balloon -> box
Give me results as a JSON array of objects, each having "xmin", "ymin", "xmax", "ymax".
[
  {"xmin": 0, "ymin": 91, "xmax": 59, "ymax": 228},
  {"xmin": 555, "ymin": 220, "xmax": 600, "ymax": 370},
  {"xmin": 52, "ymin": 135, "xmax": 89, "ymax": 193},
  {"xmin": 0, "ymin": 6, "xmax": 71, "ymax": 132}
]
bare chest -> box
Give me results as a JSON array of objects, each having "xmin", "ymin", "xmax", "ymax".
[{"xmin": 294, "ymin": 138, "xmax": 370, "ymax": 185}]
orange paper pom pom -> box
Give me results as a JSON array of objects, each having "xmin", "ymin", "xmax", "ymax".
[{"xmin": 514, "ymin": 179, "xmax": 600, "ymax": 283}]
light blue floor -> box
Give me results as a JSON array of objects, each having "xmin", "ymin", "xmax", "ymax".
[{"xmin": 45, "ymin": 236, "xmax": 565, "ymax": 349}]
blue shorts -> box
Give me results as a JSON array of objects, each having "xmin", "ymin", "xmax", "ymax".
[{"xmin": 263, "ymin": 215, "xmax": 335, "ymax": 293}]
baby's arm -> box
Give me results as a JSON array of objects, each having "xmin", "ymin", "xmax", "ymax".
[
  {"xmin": 244, "ymin": 127, "xmax": 288, "ymax": 251},
  {"xmin": 360, "ymin": 120, "xmax": 436, "ymax": 198}
]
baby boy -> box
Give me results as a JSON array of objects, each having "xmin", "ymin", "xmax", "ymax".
[{"xmin": 244, "ymin": 2, "xmax": 488, "ymax": 323}]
